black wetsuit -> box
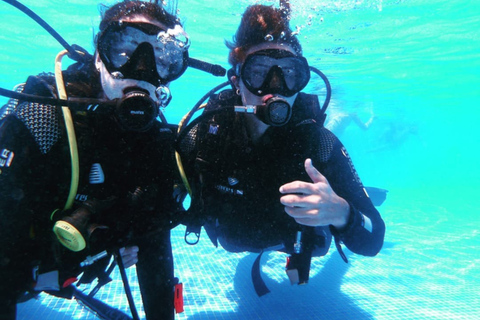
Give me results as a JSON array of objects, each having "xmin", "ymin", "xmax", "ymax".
[
  {"xmin": 0, "ymin": 61, "xmax": 178, "ymax": 319},
  {"xmin": 184, "ymin": 89, "xmax": 385, "ymax": 281}
]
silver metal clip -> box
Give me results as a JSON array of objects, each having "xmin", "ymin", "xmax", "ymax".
[
  {"xmin": 80, "ymin": 250, "xmax": 108, "ymax": 268},
  {"xmin": 234, "ymin": 105, "xmax": 257, "ymax": 114},
  {"xmin": 294, "ymin": 231, "xmax": 302, "ymax": 254}
]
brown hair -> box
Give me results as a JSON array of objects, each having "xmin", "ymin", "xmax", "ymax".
[
  {"xmin": 226, "ymin": 4, "xmax": 302, "ymax": 70},
  {"xmin": 97, "ymin": 1, "xmax": 180, "ymax": 34}
]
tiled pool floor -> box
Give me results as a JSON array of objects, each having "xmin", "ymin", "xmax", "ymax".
[{"xmin": 17, "ymin": 196, "xmax": 480, "ymax": 319}]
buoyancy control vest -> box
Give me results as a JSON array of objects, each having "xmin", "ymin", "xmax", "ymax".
[
  {"xmin": 4, "ymin": 61, "xmax": 179, "ymax": 298},
  {"xmin": 188, "ymin": 89, "xmax": 333, "ymax": 294}
]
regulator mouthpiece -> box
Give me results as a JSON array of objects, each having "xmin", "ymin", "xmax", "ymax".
[
  {"xmin": 234, "ymin": 96, "xmax": 292, "ymax": 126},
  {"xmin": 116, "ymin": 89, "xmax": 159, "ymax": 132}
]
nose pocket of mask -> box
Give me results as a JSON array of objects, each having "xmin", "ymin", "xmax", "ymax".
[{"xmin": 119, "ymin": 42, "xmax": 160, "ymax": 85}]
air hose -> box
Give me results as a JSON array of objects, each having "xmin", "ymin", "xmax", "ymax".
[
  {"xmin": 51, "ymin": 50, "xmax": 86, "ymax": 252},
  {"xmin": 54, "ymin": 50, "xmax": 81, "ymax": 210}
]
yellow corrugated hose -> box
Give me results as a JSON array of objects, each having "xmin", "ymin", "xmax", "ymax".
[
  {"xmin": 54, "ymin": 50, "xmax": 80, "ymax": 210},
  {"xmin": 175, "ymin": 103, "xmax": 207, "ymax": 198},
  {"xmin": 51, "ymin": 50, "xmax": 89, "ymax": 252}
]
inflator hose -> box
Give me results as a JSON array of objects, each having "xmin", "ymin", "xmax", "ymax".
[{"xmin": 55, "ymin": 50, "xmax": 81, "ymax": 210}]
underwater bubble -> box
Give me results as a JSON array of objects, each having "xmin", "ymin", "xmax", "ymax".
[
  {"xmin": 264, "ymin": 34, "xmax": 274, "ymax": 41},
  {"xmin": 280, "ymin": 31, "xmax": 286, "ymax": 39},
  {"xmin": 291, "ymin": 25, "xmax": 301, "ymax": 36},
  {"xmin": 157, "ymin": 31, "xmax": 170, "ymax": 44},
  {"xmin": 111, "ymin": 71, "xmax": 124, "ymax": 79}
]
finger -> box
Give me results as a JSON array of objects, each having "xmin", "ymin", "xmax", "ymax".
[
  {"xmin": 293, "ymin": 217, "xmax": 320, "ymax": 227},
  {"xmin": 285, "ymin": 208, "xmax": 326, "ymax": 227},
  {"xmin": 126, "ymin": 246, "xmax": 139, "ymax": 254},
  {"xmin": 278, "ymin": 159, "xmax": 329, "ymax": 194},
  {"xmin": 120, "ymin": 247, "xmax": 138, "ymax": 258},
  {"xmin": 122, "ymin": 252, "xmax": 138, "ymax": 260},
  {"xmin": 120, "ymin": 246, "xmax": 139, "ymax": 256},
  {"xmin": 283, "ymin": 206, "xmax": 318, "ymax": 219},
  {"xmin": 304, "ymin": 158, "xmax": 328, "ymax": 185},
  {"xmin": 122, "ymin": 256, "xmax": 138, "ymax": 268},
  {"xmin": 280, "ymin": 194, "xmax": 317, "ymax": 208},
  {"xmin": 279, "ymin": 180, "xmax": 316, "ymax": 194},
  {"xmin": 120, "ymin": 246, "xmax": 139, "ymax": 268}
]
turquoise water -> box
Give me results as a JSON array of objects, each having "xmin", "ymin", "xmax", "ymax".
[{"xmin": 1, "ymin": 0, "xmax": 479, "ymax": 319}]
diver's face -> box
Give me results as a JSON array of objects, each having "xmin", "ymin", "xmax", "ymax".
[
  {"xmin": 96, "ymin": 14, "xmax": 189, "ymax": 101},
  {"xmin": 236, "ymin": 43, "xmax": 299, "ymax": 107}
]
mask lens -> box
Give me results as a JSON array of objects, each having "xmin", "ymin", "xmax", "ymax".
[
  {"xmin": 242, "ymin": 55, "xmax": 272, "ymax": 89},
  {"xmin": 99, "ymin": 26, "xmax": 144, "ymax": 69},
  {"xmin": 155, "ymin": 31, "xmax": 188, "ymax": 80},
  {"xmin": 241, "ymin": 52, "xmax": 310, "ymax": 96},
  {"xmin": 281, "ymin": 60, "xmax": 306, "ymax": 91},
  {"xmin": 98, "ymin": 22, "xmax": 188, "ymax": 82}
]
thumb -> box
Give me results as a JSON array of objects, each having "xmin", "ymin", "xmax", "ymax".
[{"xmin": 304, "ymin": 158, "xmax": 328, "ymax": 184}]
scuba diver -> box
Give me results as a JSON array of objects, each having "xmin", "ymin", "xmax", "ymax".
[
  {"xmin": 0, "ymin": 0, "xmax": 223, "ymax": 319},
  {"xmin": 177, "ymin": 3, "xmax": 386, "ymax": 296}
]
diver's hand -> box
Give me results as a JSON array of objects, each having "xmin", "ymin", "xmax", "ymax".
[
  {"xmin": 279, "ymin": 159, "xmax": 350, "ymax": 229},
  {"xmin": 119, "ymin": 246, "xmax": 139, "ymax": 268}
]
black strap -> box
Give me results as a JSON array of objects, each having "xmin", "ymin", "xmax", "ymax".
[
  {"xmin": 330, "ymin": 225, "xmax": 349, "ymax": 263},
  {"xmin": 290, "ymin": 92, "xmax": 326, "ymax": 127},
  {"xmin": 251, "ymin": 251, "xmax": 271, "ymax": 297},
  {"xmin": 87, "ymin": 259, "xmax": 117, "ymax": 297},
  {"xmin": 115, "ymin": 248, "xmax": 140, "ymax": 320},
  {"xmin": 72, "ymin": 286, "xmax": 133, "ymax": 320}
]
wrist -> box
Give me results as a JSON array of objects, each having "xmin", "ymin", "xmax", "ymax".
[{"xmin": 333, "ymin": 199, "xmax": 351, "ymax": 230}]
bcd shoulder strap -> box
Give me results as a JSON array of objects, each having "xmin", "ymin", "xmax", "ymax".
[
  {"xmin": 196, "ymin": 89, "xmax": 242, "ymax": 172},
  {"xmin": 184, "ymin": 89, "xmax": 241, "ymax": 245},
  {"xmin": 290, "ymin": 92, "xmax": 327, "ymax": 127}
]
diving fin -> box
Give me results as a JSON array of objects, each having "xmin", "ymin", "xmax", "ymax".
[{"xmin": 365, "ymin": 186, "xmax": 389, "ymax": 206}]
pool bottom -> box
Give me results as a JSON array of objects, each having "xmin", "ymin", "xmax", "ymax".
[{"xmin": 17, "ymin": 200, "xmax": 480, "ymax": 320}]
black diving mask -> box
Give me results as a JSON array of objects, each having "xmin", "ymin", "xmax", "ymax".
[
  {"xmin": 97, "ymin": 21, "xmax": 189, "ymax": 86},
  {"xmin": 239, "ymin": 49, "xmax": 310, "ymax": 97}
]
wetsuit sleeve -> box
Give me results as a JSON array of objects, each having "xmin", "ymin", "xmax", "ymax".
[
  {"xmin": 318, "ymin": 131, "xmax": 385, "ymax": 256},
  {"xmin": 0, "ymin": 76, "xmax": 67, "ymax": 315},
  {"xmin": 0, "ymin": 113, "xmax": 46, "ymax": 314}
]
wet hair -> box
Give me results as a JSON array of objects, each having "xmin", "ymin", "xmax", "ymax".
[
  {"xmin": 97, "ymin": 1, "xmax": 180, "ymax": 38},
  {"xmin": 226, "ymin": 4, "xmax": 302, "ymax": 70}
]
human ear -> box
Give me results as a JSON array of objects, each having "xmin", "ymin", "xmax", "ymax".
[
  {"xmin": 94, "ymin": 52, "xmax": 102, "ymax": 72},
  {"xmin": 230, "ymin": 75, "xmax": 240, "ymax": 90}
]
